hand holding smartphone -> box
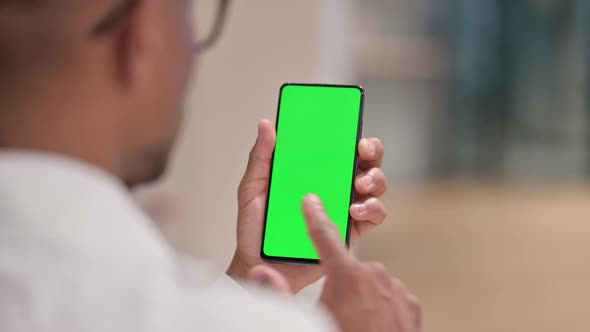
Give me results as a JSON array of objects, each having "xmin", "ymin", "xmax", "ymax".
[{"xmin": 261, "ymin": 83, "xmax": 364, "ymax": 265}]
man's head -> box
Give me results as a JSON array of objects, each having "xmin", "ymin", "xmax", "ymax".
[{"xmin": 0, "ymin": 0, "xmax": 196, "ymax": 186}]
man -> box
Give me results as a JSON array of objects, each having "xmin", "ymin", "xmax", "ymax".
[{"xmin": 0, "ymin": 1, "xmax": 421, "ymax": 331}]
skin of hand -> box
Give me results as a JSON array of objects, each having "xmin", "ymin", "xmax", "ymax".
[
  {"xmin": 227, "ymin": 119, "xmax": 389, "ymax": 293},
  {"xmin": 302, "ymin": 194, "xmax": 422, "ymax": 332}
]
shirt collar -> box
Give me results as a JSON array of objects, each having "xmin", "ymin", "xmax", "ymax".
[{"xmin": 0, "ymin": 150, "xmax": 174, "ymax": 264}]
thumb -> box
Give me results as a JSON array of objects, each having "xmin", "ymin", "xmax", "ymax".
[
  {"xmin": 303, "ymin": 194, "xmax": 353, "ymax": 271},
  {"xmin": 242, "ymin": 120, "xmax": 276, "ymax": 184},
  {"xmin": 247, "ymin": 265, "xmax": 293, "ymax": 296}
]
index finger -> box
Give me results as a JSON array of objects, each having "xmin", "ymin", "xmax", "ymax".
[
  {"xmin": 302, "ymin": 194, "xmax": 354, "ymax": 271},
  {"xmin": 357, "ymin": 138, "xmax": 384, "ymax": 171}
]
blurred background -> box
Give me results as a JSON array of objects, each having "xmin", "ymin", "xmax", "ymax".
[{"xmin": 137, "ymin": 1, "xmax": 590, "ymax": 331}]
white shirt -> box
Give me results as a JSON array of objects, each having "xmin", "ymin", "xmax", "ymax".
[{"xmin": 0, "ymin": 151, "xmax": 335, "ymax": 332}]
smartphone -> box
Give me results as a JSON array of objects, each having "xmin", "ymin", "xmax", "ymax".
[{"xmin": 261, "ymin": 83, "xmax": 365, "ymax": 265}]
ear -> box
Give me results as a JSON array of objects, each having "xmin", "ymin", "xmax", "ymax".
[{"xmin": 116, "ymin": 0, "xmax": 166, "ymax": 90}]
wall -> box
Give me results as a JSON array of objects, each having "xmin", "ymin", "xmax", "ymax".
[{"xmin": 361, "ymin": 186, "xmax": 590, "ymax": 332}]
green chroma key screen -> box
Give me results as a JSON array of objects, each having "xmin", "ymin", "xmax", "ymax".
[{"xmin": 262, "ymin": 83, "xmax": 364, "ymax": 263}]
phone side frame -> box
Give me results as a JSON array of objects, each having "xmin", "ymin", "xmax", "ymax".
[{"xmin": 260, "ymin": 82, "xmax": 365, "ymax": 265}]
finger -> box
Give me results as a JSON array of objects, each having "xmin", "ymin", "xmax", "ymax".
[
  {"xmin": 350, "ymin": 197, "xmax": 387, "ymax": 225},
  {"xmin": 357, "ymin": 138, "xmax": 384, "ymax": 171},
  {"xmin": 242, "ymin": 120, "xmax": 276, "ymax": 183},
  {"xmin": 350, "ymin": 198, "xmax": 387, "ymax": 246},
  {"xmin": 302, "ymin": 194, "xmax": 353, "ymax": 271},
  {"xmin": 247, "ymin": 265, "xmax": 293, "ymax": 297},
  {"xmin": 390, "ymin": 277, "xmax": 407, "ymax": 293},
  {"xmin": 354, "ymin": 167, "xmax": 388, "ymax": 197},
  {"xmin": 406, "ymin": 293, "xmax": 423, "ymax": 330},
  {"xmin": 366, "ymin": 262, "xmax": 391, "ymax": 284}
]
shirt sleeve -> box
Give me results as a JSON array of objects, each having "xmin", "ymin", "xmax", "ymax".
[
  {"xmin": 170, "ymin": 255, "xmax": 338, "ymax": 332},
  {"xmin": 193, "ymin": 281, "xmax": 338, "ymax": 332},
  {"xmin": 188, "ymin": 273, "xmax": 338, "ymax": 332},
  {"xmin": 210, "ymin": 273, "xmax": 248, "ymax": 293}
]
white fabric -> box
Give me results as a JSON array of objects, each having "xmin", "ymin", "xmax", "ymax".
[{"xmin": 0, "ymin": 151, "xmax": 336, "ymax": 332}]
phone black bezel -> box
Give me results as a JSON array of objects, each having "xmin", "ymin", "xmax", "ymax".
[{"xmin": 260, "ymin": 82, "xmax": 365, "ymax": 265}]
